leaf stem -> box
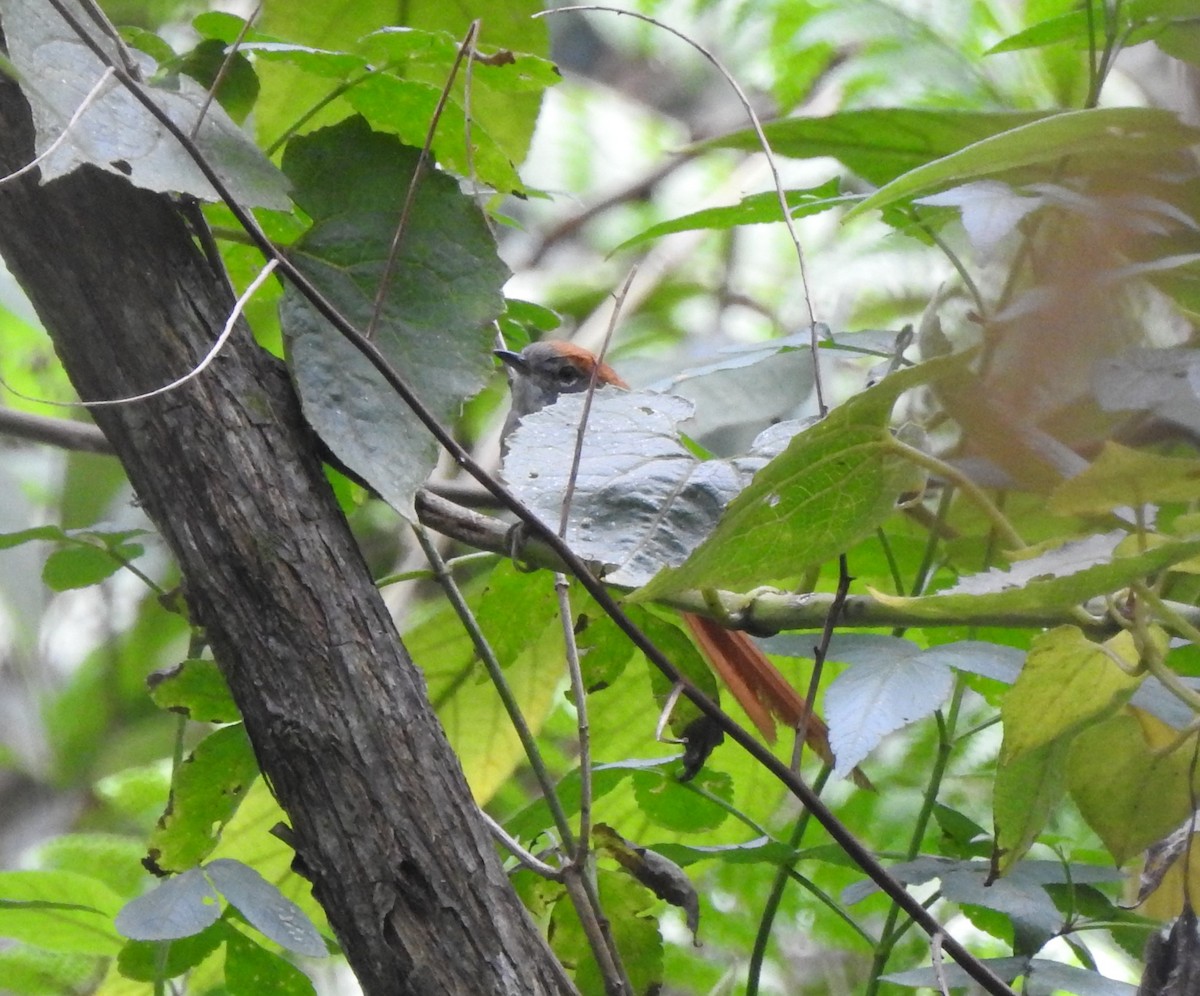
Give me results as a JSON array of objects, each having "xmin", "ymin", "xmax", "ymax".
[{"xmin": 885, "ymin": 436, "xmax": 1025, "ymax": 551}]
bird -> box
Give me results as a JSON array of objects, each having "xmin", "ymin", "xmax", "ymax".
[{"xmin": 495, "ymin": 339, "xmax": 849, "ymax": 776}]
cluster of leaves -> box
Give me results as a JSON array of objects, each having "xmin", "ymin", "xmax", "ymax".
[{"xmin": 4, "ymin": 0, "xmax": 1200, "ymax": 994}]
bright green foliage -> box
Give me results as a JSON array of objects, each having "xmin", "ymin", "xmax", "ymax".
[
  {"xmin": 0, "ymin": 871, "xmax": 125, "ymax": 955},
  {"xmin": 147, "ymin": 660, "xmax": 239, "ymax": 724},
  {"xmin": 847, "ymin": 107, "xmax": 1200, "ymax": 220},
  {"xmin": 706, "ymin": 109, "xmax": 1052, "ymax": 185},
  {"xmin": 147, "ymin": 726, "xmax": 260, "ymax": 873},
  {"xmin": 1049, "ymin": 442, "xmax": 1200, "ymax": 515}
]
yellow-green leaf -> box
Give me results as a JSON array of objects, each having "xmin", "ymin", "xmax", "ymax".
[
  {"xmin": 1001, "ymin": 628, "xmax": 1142, "ymax": 763},
  {"xmin": 993, "ymin": 738, "xmax": 1069, "ymax": 873},
  {"xmin": 1068, "ymin": 711, "xmax": 1200, "ymax": 866}
]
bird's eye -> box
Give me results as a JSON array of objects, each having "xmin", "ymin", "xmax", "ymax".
[{"xmin": 557, "ymin": 366, "xmax": 581, "ymax": 385}]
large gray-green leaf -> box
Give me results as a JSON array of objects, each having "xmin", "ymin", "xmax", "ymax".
[
  {"xmin": 502, "ymin": 388, "xmax": 812, "ymax": 587},
  {"xmin": 280, "ymin": 117, "xmax": 508, "ymax": 517},
  {"xmin": 0, "ymin": 0, "xmax": 288, "ymax": 208}
]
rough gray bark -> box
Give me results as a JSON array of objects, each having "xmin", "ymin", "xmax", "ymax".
[{"xmin": 0, "ymin": 72, "xmax": 574, "ymax": 996}]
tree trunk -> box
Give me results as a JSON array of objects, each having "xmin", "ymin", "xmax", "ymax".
[{"xmin": 0, "ymin": 70, "xmax": 574, "ymax": 996}]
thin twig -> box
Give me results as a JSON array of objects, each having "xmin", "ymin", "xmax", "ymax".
[
  {"xmin": 931, "ymin": 932, "xmax": 952, "ymax": 996},
  {"xmin": 558, "ymin": 264, "xmax": 638, "ymax": 536},
  {"xmin": 555, "ymin": 265, "xmax": 636, "ymax": 874},
  {"xmin": 459, "ymin": 21, "xmax": 496, "ymax": 240},
  {"xmin": 556, "ymin": 574, "xmax": 593, "ymax": 864},
  {"xmin": 562, "ymin": 872, "xmax": 633, "ymax": 996},
  {"xmin": 190, "ymin": 2, "xmax": 261, "ymax": 139},
  {"xmin": 478, "ymin": 811, "xmax": 563, "ymax": 880},
  {"xmin": 365, "ymin": 22, "xmax": 477, "ymax": 340},
  {"xmin": 792, "ymin": 555, "xmax": 851, "ymax": 771}
]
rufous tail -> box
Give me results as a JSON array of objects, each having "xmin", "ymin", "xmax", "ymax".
[{"xmin": 681, "ymin": 613, "xmax": 871, "ymax": 789}]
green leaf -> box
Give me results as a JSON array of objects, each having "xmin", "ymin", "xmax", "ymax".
[
  {"xmin": 254, "ymin": 0, "xmax": 549, "ymax": 174},
  {"xmin": 0, "ymin": 945, "xmax": 99, "ymax": 996},
  {"xmin": 116, "ymin": 920, "xmax": 226, "ymax": 982},
  {"xmin": 631, "ymin": 768, "xmax": 731, "ymax": 834},
  {"xmin": 0, "ymin": 524, "xmax": 68, "ymax": 549},
  {"xmin": 1001, "ymin": 628, "xmax": 1142, "ymax": 763},
  {"xmin": 224, "ymin": 926, "xmax": 317, "ymax": 996},
  {"xmin": 280, "ymin": 117, "xmax": 509, "ymax": 520},
  {"xmin": 612, "ymin": 180, "xmax": 854, "ymax": 253},
  {"xmin": 986, "ymin": 12, "xmax": 1088, "ymax": 54},
  {"xmin": 406, "ymin": 564, "xmax": 566, "ymax": 805},
  {"xmin": 503, "ymin": 762, "xmax": 655, "ymax": 843},
  {"xmin": 649, "ymin": 836, "xmax": 801, "ymax": 867},
  {"xmin": 932, "ymin": 804, "xmax": 990, "ymax": 859},
  {"xmin": 344, "ymin": 74, "xmax": 523, "ymax": 194},
  {"xmin": 1068, "ymin": 712, "xmax": 1199, "ymax": 866},
  {"xmin": 147, "ymin": 725, "xmax": 260, "ymax": 873},
  {"xmin": 37, "ymin": 834, "xmax": 148, "ymax": 899},
  {"xmin": 41, "ymin": 544, "xmax": 121, "ymax": 591},
  {"xmin": 177, "ymin": 39, "xmax": 261, "ymax": 123},
  {"xmin": 992, "ymin": 739, "xmax": 1070, "ymax": 873},
  {"xmin": 550, "ymin": 869, "xmax": 663, "ymax": 996},
  {"xmin": 635, "ymin": 353, "xmax": 964, "ymax": 599},
  {"xmin": 1049, "ymin": 441, "xmax": 1200, "ymax": 516},
  {"xmin": 0, "ymin": 871, "xmax": 124, "ymax": 955},
  {"xmin": 148, "ymin": 660, "xmax": 240, "ymax": 724},
  {"xmin": 702, "ymin": 109, "xmax": 1052, "ymax": 186},
  {"xmin": 357, "ymin": 0, "xmax": 551, "ymax": 169},
  {"xmin": 94, "ymin": 764, "xmax": 172, "ymax": 822},
  {"xmin": 846, "ymin": 108, "xmax": 1200, "ymax": 221}
]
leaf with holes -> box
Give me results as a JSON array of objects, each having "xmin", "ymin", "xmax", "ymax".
[{"xmin": 147, "ymin": 725, "xmax": 260, "ymax": 873}]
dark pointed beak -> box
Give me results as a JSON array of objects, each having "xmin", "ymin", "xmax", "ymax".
[{"xmin": 493, "ymin": 349, "xmax": 527, "ymax": 374}]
